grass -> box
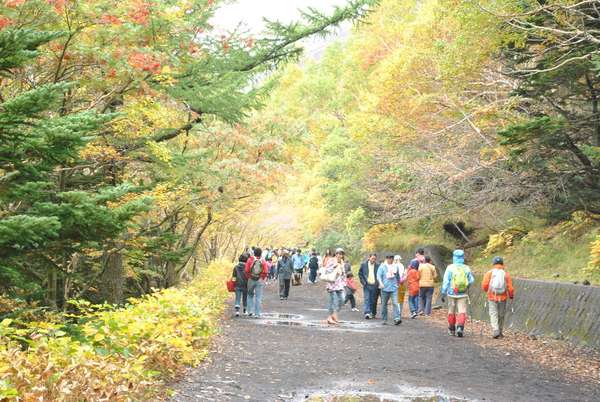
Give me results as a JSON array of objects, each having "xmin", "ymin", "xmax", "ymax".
[{"xmin": 472, "ymin": 225, "xmax": 598, "ymax": 284}]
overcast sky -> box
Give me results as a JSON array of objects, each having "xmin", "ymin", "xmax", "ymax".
[{"xmin": 211, "ymin": 0, "xmax": 351, "ymax": 57}]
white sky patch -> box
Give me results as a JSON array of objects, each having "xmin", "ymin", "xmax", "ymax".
[{"xmin": 211, "ymin": 0, "xmax": 352, "ymax": 58}]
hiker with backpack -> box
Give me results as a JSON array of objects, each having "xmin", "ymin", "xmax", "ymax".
[
  {"xmin": 244, "ymin": 247, "xmax": 269, "ymax": 318},
  {"xmin": 308, "ymin": 251, "xmax": 320, "ymax": 284},
  {"xmin": 418, "ymin": 256, "xmax": 438, "ymax": 316},
  {"xmin": 277, "ymin": 249, "xmax": 294, "ymax": 300},
  {"xmin": 482, "ymin": 256, "xmax": 515, "ymax": 338},
  {"xmin": 322, "ymin": 248, "xmax": 346, "ymax": 325},
  {"xmin": 232, "ymin": 253, "xmax": 249, "ymax": 317},
  {"xmin": 441, "ymin": 249, "xmax": 475, "ymax": 337},
  {"xmin": 359, "ymin": 253, "xmax": 380, "ymax": 319},
  {"xmin": 377, "ymin": 255, "xmax": 402, "ymax": 325}
]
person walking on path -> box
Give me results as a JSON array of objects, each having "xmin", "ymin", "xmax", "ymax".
[
  {"xmin": 323, "ymin": 248, "xmax": 346, "ymax": 325},
  {"xmin": 244, "ymin": 247, "xmax": 269, "ymax": 318},
  {"xmin": 308, "ymin": 251, "xmax": 319, "ymax": 284},
  {"xmin": 322, "ymin": 249, "xmax": 333, "ymax": 269},
  {"xmin": 410, "ymin": 248, "xmax": 426, "ymax": 270},
  {"xmin": 343, "ymin": 272, "xmax": 359, "ymax": 311},
  {"xmin": 441, "ymin": 249, "xmax": 475, "ymax": 337},
  {"xmin": 418, "ymin": 256, "xmax": 438, "ymax": 316},
  {"xmin": 377, "ymin": 255, "xmax": 402, "ymax": 325},
  {"xmin": 406, "ymin": 260, "xmax": 420, "ymax": 319},
  {"xmin": 482, "ymin": 256, "xmax": 515, "ymax": 338},
  {"xmin": 393, "ymin": 255, "xmax": 406, "ymax": 317},
  {"xmin": 359, "ymin": 253, "xmax": 380, "ymax": 319},
  {"xmin": 277, "ymin": 250, "xmax": 294, "ymax": 300},
  {"xmin": 292, "ymin": 249, "xmax": 304, "ymax": 284},
  {"xmin": 232, "ymin": 253, "xmax": 249, "ymax": 316}
]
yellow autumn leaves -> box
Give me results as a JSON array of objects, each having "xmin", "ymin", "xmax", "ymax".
[{"xmin": 0, "ymin": 260, "xmax": 229, "ymax": 401}]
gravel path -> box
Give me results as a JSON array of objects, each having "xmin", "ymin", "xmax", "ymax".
[{"xmin": 173, "ymin": 280, "xmax": 600, "ymax": 402}]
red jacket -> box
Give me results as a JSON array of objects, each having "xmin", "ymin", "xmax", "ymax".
[
  {"xmin": 407, "ymin": 268, "xmax": 420, "ymax": 296},
  {"xmin": 244, "ymin": 256, "xmax": 268, "ymax": 280}
]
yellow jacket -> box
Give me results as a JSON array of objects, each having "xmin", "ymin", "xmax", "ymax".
[{"xmin": 418, "ymin": 263, "xmax": 438, "ymax": 287}]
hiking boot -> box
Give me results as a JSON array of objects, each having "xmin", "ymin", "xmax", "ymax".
[
  {"xmin": 456, "ymin": 326, "xmax": 464, "ymax": 338},
  {"xmin": 493, "ymin": 330, "xmax": 500, "ymax": 339},
  {"xmin": 365, "ymin": 313, "xmax": 372, "ymax": 320},
  {"xmin": 394, "ymin": 319, "xmax": 402, "ymax": 326}
]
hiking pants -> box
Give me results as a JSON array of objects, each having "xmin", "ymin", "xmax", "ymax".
[
  {"xmin": 279, "ymin": 278, "xmax": 291, "ymax": 298},
  {"xmin": 419, "ymin": 287, "xmax": 434, "ymax": 315},
  {"xmin": 234, "ymin": 288, "xmax": 247, "ymax": 312},
  {"xmin": 247, "ymin": 279, "xmax": 265, "ymax": 316},
  {"xmin": 328, "ymin": 290, "xmax": 343, "ymax": 314},
  {"xmin": 447, "ymin": 296, "xmax": 468, "ymax": 328},
  {"xmin": 363, "ymin": 284, "xmax": 378, "ymax": 316},
  {"xmin": 488, "ymin": 300, "xmax": 506, "ymax": 334},
  {"xmin": 344, "ymin": 291, "xmax": 356, "ymax": 308},
  {"xmin": 380, "ymin": 290, "xmax": 400, "ymax": 322},
  {"xmin": 309, "ymin": 268, "xmax": 318, "ymax": 283}
]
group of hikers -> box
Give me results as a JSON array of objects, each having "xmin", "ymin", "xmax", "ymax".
[{"xmin": 230, "ymin": 246, "xmax": 515, "ymax": 339}]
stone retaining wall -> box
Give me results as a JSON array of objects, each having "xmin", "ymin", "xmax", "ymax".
[{"xmin": 467, "ymin": 276, "xmax": 600, "ymax": 348}]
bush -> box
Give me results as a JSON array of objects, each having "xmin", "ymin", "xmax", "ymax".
[{"xmin": 0, "ymin": 260, "xmax": 229, "ymax": 401}]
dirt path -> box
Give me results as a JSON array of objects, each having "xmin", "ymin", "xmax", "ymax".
[{"xmin": 174, "ymin": 280, "xmax": 600, "ymax": 402}]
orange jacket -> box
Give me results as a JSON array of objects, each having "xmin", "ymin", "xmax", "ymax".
[
  {"xmin": 482, "ymin": 265, "xmax": 515, "ymax": 302},
  {"xmin": 407, "ymin": 268, "xmax": 420, "ymax": 296}
]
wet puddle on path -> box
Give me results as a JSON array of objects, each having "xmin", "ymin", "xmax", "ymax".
[
  {"xmin": 296, "ymin": 390, "xmax": 469, "ymax": 402},
  {"xmin": 253, "ymin": 318, "xmax": 378, "ymax": 331},
  {"xmin": 260, "ymin": 312, "xmax": 304, "ymax": 320}
]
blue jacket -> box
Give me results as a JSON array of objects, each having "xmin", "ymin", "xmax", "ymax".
[
  {"xmin": 376, "ymin": 262, "xmax": 400, "ymax": 292},
  {"xmin": 292, "ymin": 254, "xmax": 304, "ymax": 271},
  {"xmin": 442, "ymin": 257, "xmax": 475, "ymax": 297},
  {"xmin": 358, "ymin": 261, "xmax": 380, "ymax": 287}
]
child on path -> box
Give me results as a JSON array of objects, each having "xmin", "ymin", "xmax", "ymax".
[
  {"xmin": 407, "ymin": 259, "xmax": 420, "ymax": 319},
  {"xmin": 344, "ymin": 272, "xmax": 359, "ymax": 311},
  {"xmin": 482, "ymin": 256, "xmax": 515, "ymax": 338}
]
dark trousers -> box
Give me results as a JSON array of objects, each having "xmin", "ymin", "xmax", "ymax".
[
  {"xmin": 279, "ymin": 278, "xmax": 291, "ymax": 298},
  {"xmin": 344, "ymin": 292, "xmax": 356, "ymax": 308},
  {"xmin": 372, "ymin": 287, "xmax": 381, "ymax": 316},
  {"xmin": 309, "ymin": 268, "xmax": 318, "ymax": 283},
  {"xmin": 363, "ymin": 284, "xmax": 380, "ymax": 316}
]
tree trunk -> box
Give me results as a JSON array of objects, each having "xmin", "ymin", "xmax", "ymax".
[
  {"xmin": 46, "ymin": 267, "xmax": 58, "ymax": 309},
  {"xmin": 100, "ymin": 249, "xmax": 124, "ymax": 304}
]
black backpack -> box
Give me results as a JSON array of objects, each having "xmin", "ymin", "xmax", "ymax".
[{"xmin": 309, "ymin": 256, "xmax": 319, "ymax": 270}]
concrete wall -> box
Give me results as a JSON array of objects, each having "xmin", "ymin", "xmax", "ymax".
[{"xmin": 467, "ymin": 276, "xmax": 600, "ymax": 348}]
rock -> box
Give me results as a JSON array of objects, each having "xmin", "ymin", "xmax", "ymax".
[
  {"xmin": 553, "ymin": 273, "xmax": 560, "ymax": 278},
  {"xmin": 583, "ymin": 280, "xmax": 591, "ymax": 286}
]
